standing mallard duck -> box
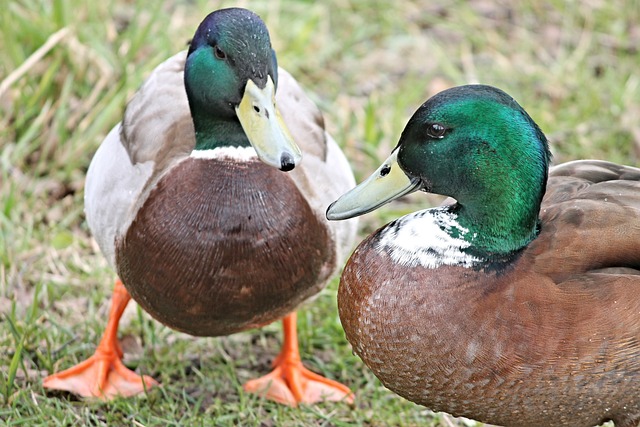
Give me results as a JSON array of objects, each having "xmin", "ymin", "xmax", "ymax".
[
  {"xmin": 327, "ymin": 85, "xmax": 640, "ymax": 426},
  {"xmin": 43, "ymin": 8, "xmax": 357, "ymax": 406}
]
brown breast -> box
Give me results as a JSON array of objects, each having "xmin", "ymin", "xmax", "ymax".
[
  {"xmin": 339, "ymin": 229, "xmax": 640, "ymax": 427},
  {"xmin": 116, "ymin": 156, "xmax": 335, "ymax": 336}
]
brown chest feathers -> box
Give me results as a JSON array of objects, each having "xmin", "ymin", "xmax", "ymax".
[
  {"xmin": 116, "ymin": 156, "xmax": 335, "ymax": 336},
  {"xmin": 339, "ymin": 232, "xmax": 640, "ymax": 427}
]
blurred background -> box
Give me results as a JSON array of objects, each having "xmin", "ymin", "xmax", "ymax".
[{"xmin": 1, "ymin": 0, "xmax": 638, "ymax": 425}]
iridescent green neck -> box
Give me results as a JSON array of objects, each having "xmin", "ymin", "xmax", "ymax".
[
  {"xmin": 191, "ymin": 111, "xmax": 250, "ymax": 151},
  {"xmin": 451, "ymin": 174, "xmax": 543, "ymax": 257},
  {"xmin": 447, "ymin": 127, "xmax": 547, "ymax": 256}
]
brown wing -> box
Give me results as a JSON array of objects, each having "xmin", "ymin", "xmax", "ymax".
[
  {"xmin": 275, "ymin": 68, "xmax": 328, "ymax": 162},
  {"xmin": 530, "ymin": 160, "xmax": 640, "ymax": 280},
  {"xmin": 120, "ymin": 51, "xmax": 195, "ymax": 174}
]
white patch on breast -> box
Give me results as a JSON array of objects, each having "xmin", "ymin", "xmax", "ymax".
[
  {"xmin": 190, "ymin": 146, "xmax": 258, "ymax": 161},
  {"xmin": 376, "ymin": 207, "xmax": 480, "ymax": 268}
]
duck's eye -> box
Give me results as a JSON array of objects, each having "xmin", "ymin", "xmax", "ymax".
[
  {"xmin": 427, "ymin": 123, "xmax": 446, "ymax": 138},
  {"xmin": 214, "ymin": 45, "xmax": 227, "ymax": 60}
]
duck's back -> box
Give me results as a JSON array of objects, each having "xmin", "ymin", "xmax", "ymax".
[{"xmin": 339, "ymin": 160, "xmax": 640, "ymax": 427}]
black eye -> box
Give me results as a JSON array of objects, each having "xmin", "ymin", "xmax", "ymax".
[
  {"xmin": 214, "ymin": 45, "xmax": 226, "ymax": 59},
  {"xmin": 427, "ymin": 123, "xmax": 446, "ymax": 138}
]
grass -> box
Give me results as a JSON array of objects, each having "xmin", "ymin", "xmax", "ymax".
[{"xmin": 1, "ymin": 0, "xmax": 638, "ymax": 425}]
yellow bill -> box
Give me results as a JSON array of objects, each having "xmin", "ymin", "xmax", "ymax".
[
  {"xmin": 236, "ymin": 77, "xmax": 302, "ymax": 171},
  {"xmin": 326, "ymin": 148, "xmax": 421, "ymax": 220}
]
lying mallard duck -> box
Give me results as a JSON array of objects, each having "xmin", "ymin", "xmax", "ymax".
[
  {"xmin": 327, "ymin": 85, "xmax": 640, "ymax": 426},
  {"xmin": 43, "ymin": 7, "xmax": 357, "ymax": 406}
]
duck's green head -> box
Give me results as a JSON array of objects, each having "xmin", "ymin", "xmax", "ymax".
[
  {"xmin": 328, "ymin": 85, "xmax": 552, "ymax": 254},
  {"xmin": 185, "ymin": 8, "xmax": 301, "ymax": 171}
]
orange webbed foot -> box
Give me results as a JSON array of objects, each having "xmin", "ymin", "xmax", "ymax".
[
  {"xmin": 43, "ymin": 347, "xmax": 157, "ymax": 400},
  {"xmin": 243, "ymin": 312, "xmax": 354, "ymax": 406},
  {"xmin": 243, "ymin": 357, "xmax": 354, "ymax": 406},
  {"xmin": 44, "ymin": 279, "xmax": 158, "ymax": 400}
]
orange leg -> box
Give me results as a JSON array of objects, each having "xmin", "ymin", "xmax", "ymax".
[
  {"xmin": 243, "ymin": 312, "xmax": 354, "ymax": 406},
  {"xmin": 43, "ymin": 279, "xmax": 157, "ymax": 400}
]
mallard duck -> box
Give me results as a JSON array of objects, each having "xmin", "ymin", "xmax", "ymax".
[
  {"xmin": 43, "ymin": 8, "xmax": 357, "ymax": 406},
  {"xmin": 327, "ymin": 85, "xmax": 640, "ymax": 427}
]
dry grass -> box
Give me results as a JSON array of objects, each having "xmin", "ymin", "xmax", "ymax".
[{"xmin": 1, "ymin": 0, "xmax": 638, "ymax": 425}]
